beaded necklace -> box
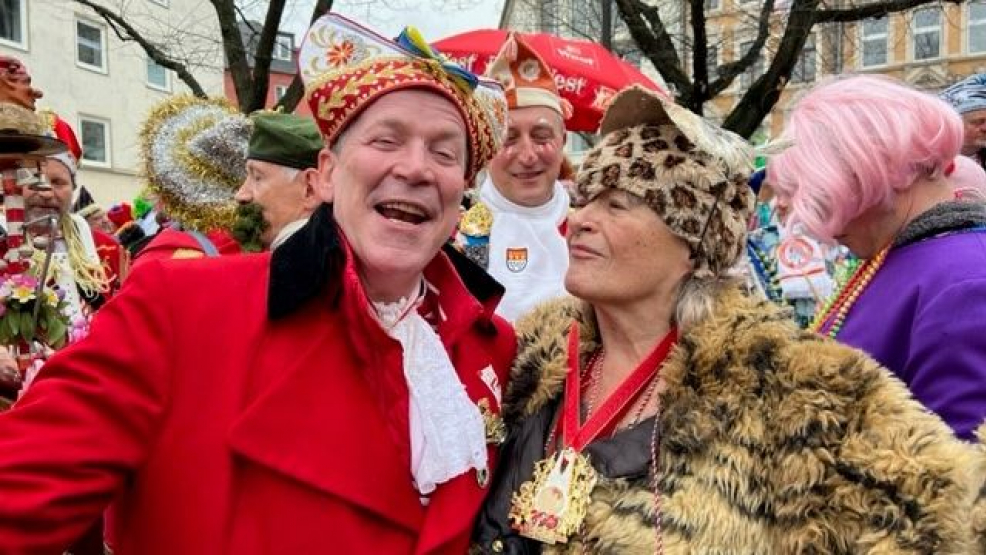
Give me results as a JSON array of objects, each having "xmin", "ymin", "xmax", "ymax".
[
  {"xmin": 810, "ymin": 246, "xmax": 890, "ymax": 338},
  {"xmin": 746, "ymin": 240, "xmax": 782, "ymax": 302}
]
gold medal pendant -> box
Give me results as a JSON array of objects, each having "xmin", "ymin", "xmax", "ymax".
[{"xmin": 509, "ymin": 447, "xmax": 598, "ymax": 544}]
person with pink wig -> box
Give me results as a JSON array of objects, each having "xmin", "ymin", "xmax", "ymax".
[{"xmin": 769, "ymin": 74, "xmax": 986, "ymax": 440}]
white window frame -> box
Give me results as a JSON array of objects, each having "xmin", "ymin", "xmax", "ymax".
[
  {"xmin": 704, "ymin": 33, "xmax": 721, "ymax": 79},
  {"xmin": 78, "ymin": 116, "xmax": 112, "ymax": 168},
  {"xmin": 75, "ymin": 18, "xmax": 108, "ymax": 74},
  {"xmin": 274, "ymin": 84, "xmax": 289, "ymax": 102},
  {"xmin": 146, "ymin": 57, "xmax": 170, "ymax": 91},
  {"xmin": 0, "ymin": 0, "xmax": 28, "ymax": 50},
  {"xmin": 910, "ymin": 6, "xmax": 942, "ymax": 61},
  {"xmin": 967, "ymin": 0, "xmax": 986, "ymax": 53},
  {"xmin": 705, "ymin": 0, "xmax": 721, "ymax": 12},
  {"xmin": 859, "ymin": 17, "xmax": 889, "ymax": 69},
  {"xmin": 791, "ymin": 33, "xmax": 817, "ymax": 84},
  {"xmin": 273, "ymin": 34, "xmax": 293, "ymax": 62},
  {"xmin": 737, "ymin": 38, "xmax": 765, "ymax": 90}
]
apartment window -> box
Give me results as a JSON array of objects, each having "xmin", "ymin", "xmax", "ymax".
[
  {"xmin": 739, "ymin": 40, "xmax": 764, "ymax": 89},
  {"xmin": 791, "ymin": 34, "xmax": 816, "ymax": 83},
  {"xmin": 79, "ymin": 117, "xmax": 111, "ymax": 167},
  {"xmin": 613, "ymin": 40, "xmax": 643, "ymax": 68},
  {"xmin": 539, "ymin": 0, "xmax": 559, "ymax": 34},
  {"xmin": 567, "ymin": 132, "xmax": 592, "ymax": 154},
  {"xmin": 705, "ymin": 0, "xmax": 720, "ymax": 11},
  {"xmin": 912, "ymin": 7, "xmax": 942, "ymax": 60},
  {"xmin": 571, "ymin": 0, "xmax": 599, "ymax": 37},
  {"xmin": 273, "ymin": 35, "xmax": 293, "ymax": 62},
  {"xmin": 146, "ymin": 58, "xmax": 169, "ymax": 90},
  {"xmin": 0, "ymin": 0, "xmax": 26, "ymax": 48},
  {"xmin": 860, "ymin": 18, "xmax": 888, "ymax": 68},
  {"xmin": 274, "ymin": 85, "xmax": 289, "ymax": 102},
  {"xmin": 76, "ymin": 19, "xmax": 107, "ymax": 72},
  {"xmin": 706, "ymin": 35, "xmax": 720, "ymax": 77},
  {"xmin": 969, "ymin": 1, "xmax": 986, "ymax": 53}
]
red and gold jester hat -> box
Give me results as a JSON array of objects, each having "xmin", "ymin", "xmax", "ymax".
[{"xmin": 299, "ymin": 13, "xmax": 508, "ymax": 183}]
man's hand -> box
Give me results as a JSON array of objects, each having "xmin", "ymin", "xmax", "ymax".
[{"xmin": 0, "ymin": 346, "xmax": 20, "ymax": 387}]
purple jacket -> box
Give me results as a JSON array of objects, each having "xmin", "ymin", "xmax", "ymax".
[{"xmin": 837, "ymin": 230, "xmax": 986, "ymax": 439}]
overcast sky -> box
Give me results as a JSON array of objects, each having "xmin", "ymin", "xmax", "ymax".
[{"xmin": 276, "ymin": 0, "xmax": 506, "ymax": 42}]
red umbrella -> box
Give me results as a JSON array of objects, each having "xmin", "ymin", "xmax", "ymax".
[{"xmin": 432, "ymin": 29, "xmax": 667, "ymax": 133}]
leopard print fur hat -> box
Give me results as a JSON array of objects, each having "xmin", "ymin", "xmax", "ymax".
[{"xmin": 576, "ymin": 86, "xmax": 755, "ymax": 278}]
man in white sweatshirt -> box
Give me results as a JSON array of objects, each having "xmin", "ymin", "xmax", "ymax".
[{"xmin": 457, "ymin": 32, "xmax": 571, "ymax": 322}]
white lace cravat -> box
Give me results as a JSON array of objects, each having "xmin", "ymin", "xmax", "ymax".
[{"xmin": 373, "ymin": 291, "xmax": 487, "ymax": 496}]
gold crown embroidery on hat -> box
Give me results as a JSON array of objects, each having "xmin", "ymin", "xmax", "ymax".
[{"xmin": 299, "ymin": 13, "xmax": 508, "ymax": 182}]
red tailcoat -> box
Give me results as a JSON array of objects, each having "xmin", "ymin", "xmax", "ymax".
[{"xmin": 0, "ymin": 205, "xmax": 515, "ymax": 554}]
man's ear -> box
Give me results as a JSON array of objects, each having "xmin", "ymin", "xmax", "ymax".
[
  {"xmin": 315, "ymin": 148, "xmax": 335, "ymax": 203},
  {"xmin": 301, "ymin": 168, "xmax": 322, "ymax": 211}
]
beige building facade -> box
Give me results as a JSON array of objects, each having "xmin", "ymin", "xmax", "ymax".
[
  {"xmin": 704, "ymin": 0, "xmax": 986, "ymax": 140},
  {"xmin": 501, "ymin": 0, "xmax": 986, "ymax": 146},
  {"xmin": 0, "ymin": 0, "xmax": 225, "ymax": 206}
]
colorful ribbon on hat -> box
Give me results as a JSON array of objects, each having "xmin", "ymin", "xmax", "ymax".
[{"xmin": 395, "ymin": 26, "xmax": 479, "ymax": 93}]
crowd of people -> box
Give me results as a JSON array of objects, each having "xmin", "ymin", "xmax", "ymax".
[{"xmin": 0, "ymin": 9, "xmax": 984, "ymax": 554}]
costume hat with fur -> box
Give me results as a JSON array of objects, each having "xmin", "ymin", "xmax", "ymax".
[{"xmin": 577, "ymin": 85, "xmax": 754, "ymax": 277}]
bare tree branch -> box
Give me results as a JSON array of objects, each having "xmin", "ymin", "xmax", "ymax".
[
  {"xmin": 724, "ymin": 0, "xmax": 819, "ymax": 136},
  {"xmin": 234, "ymin": 4, "xmax": 261, "ymax": 35},
  {"xmin": 275, "ymin": 0, "xmax": 336, "ymax": 113},
  {"xmin": 707, "ymin": 0, "xmax": 775, "ymax": 98},
  {"xmin": 816, "ymin": 0, "xmax": 960, "ymax": 22},
  {"xmin": 73, "ymin": 0, "xmax": 207, "ymax": 97},
  {"xmin": 210, "ymin": 0, "xmax": 253, "ymax": 111},
  {"xmin": 689, "ymin": 0, "xmax": 709, "ymax": 112},
  {"xmin": 244, "ymin": 0, "xmax": 289, "ymax": 113},
  {"xmin": 614, "ymin": 0, "xmax": 692, "ymax": 98}
]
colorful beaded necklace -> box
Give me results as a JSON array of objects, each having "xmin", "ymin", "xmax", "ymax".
[
  {"xmin": 746, "ymin": 240, "xmax": 783, "ymax": 303},
  {"xmin": 810, "ymin": 246, "xmax": 890, "ymax": 338}
]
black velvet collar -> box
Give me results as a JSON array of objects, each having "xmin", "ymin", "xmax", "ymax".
[{"xmin": 267, "ymin": 203, "xmax": 504, "ymax": 319}]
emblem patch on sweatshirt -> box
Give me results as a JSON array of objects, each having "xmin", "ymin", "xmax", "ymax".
[{"xmin": 506, "ymin": 247, "xmax": 528, "ymax": 273}]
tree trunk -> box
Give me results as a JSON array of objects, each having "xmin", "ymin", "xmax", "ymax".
[
  {"xmin": 723, "ymin": 0, "xmax": 818, "ymax": 137},
  {"xmin": 274, "ymin": 0, "xmax": 335, "ymax": 114}
]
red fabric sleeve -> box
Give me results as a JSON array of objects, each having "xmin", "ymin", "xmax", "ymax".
[{"xmin": 0, "ymin": 261, "xmax": 174, "ymax": 552}]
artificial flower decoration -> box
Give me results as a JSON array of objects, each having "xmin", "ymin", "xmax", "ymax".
[{"xmin": 0, "ymin": 273, "xmax": 72, "ymax": 350}]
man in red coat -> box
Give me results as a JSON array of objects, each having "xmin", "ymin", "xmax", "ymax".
[{"xmin": 0, "ymin": 12, "xmax": 513, "ymax": 554}]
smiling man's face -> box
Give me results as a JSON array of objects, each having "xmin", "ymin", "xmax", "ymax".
[
  {"xmin": 319, "ymin": 89, "xmax": 469, "ymax": 302},
  {"xmin": 488, "ymin": 105, "xmax": 565, "ymax": 207}
]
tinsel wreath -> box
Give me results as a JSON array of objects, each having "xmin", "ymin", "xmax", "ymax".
[{"xmin": 139, "ymin": 95, "xmax": 251, "ymax": 232}]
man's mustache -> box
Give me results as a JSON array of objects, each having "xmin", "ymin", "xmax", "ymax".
[
  {"xmin": 231, "ymin": 202, "xmax": 268, "ymax": 253},
  {"xmin": 25, "ymin": 204, "xmax": 64, "ymax": 217}
]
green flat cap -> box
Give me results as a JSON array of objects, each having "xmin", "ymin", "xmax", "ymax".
[{"xmin": 248, "ymin": 112, "xmax": 323, "ymax": 170}]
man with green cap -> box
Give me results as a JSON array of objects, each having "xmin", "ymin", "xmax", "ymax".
[
  {"xmin": 131, "ymin": 102, "xmax": 324, "ymax": 266},
  {"xmin": 233, "ymin": 111, "xmax": 324, "ymax": 251}
]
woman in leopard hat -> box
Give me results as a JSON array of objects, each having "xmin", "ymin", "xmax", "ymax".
[{"xmin": 472, "ymin": 85, "xmax": 985, "ymax": 554}]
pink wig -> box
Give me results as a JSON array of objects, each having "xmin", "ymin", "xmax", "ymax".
[
  {"xmin": 768, "ymin": 75, "xmax": 964, "ymax": 240},
  {"xmin": 952, "ymin": 155, "xmax": 986, "ymax": 201}
]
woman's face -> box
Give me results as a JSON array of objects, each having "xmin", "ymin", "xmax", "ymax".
[
  {"xmin": 565, "ymin": 190, "xmax": 693, "ymax": 305},
  {"xmin": 834, "ymin": 204, "xmax": 902, "ymax": 259}
]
